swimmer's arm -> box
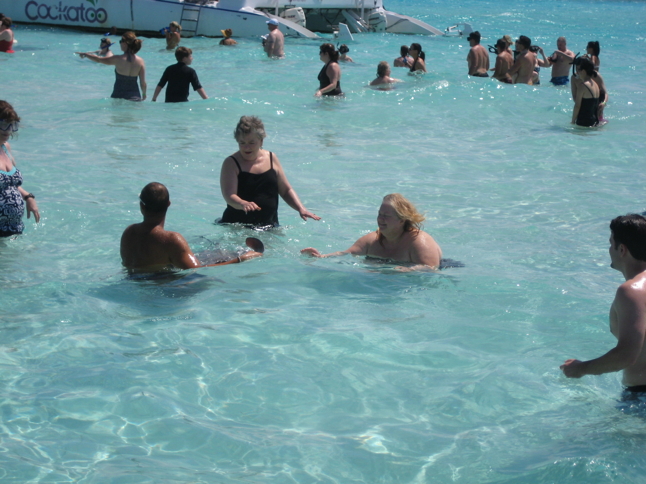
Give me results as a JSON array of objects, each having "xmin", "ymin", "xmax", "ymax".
[
  {"xmin": 80, "ymin": 52, "xmax": 117, "ymax": 64},
  {"xmin": 536, "ymin": 47, "xmax": 550, "ymax": 67},
  {"xmin": 197, "ymin": 88, "xmax": 208, "ymax": 100},
  {"xmin": 220, "ymin": 157, "xmax": 260, "ymax": 212},
  {"xmin": 274, "ymin": 157, "xmax": 320, "ymax": 221},
  {"xmin": 168, "ymin": 233, "xmax": 201, "ymax": 270},
  {"xmin": 138, "ymin": 62, "xmax": 147, "ymax": 100},
  {"xmin": 18, "ymin": 187, "xmax": 40, "ymax": 223},
  {"xmin": 264, "ymin": 35, "xmax": 275, "ymax": 55},
  {"xmin": 151, "ymin": 85, "xmax": 163, "ymax": 102},
  {"xmin": 0, "ymin": 31, "xmax": 11, "ymax": 41},
  {"xmin": 571, "ymin": 81, "xmax": 584, "ymax": 123},
  {"xmin": 301, "ymin": 234, "xmax": 371, "ymax": 258},
  {"xmin": 561, "ymin": 285, "xmax": 646, "ymax": 378}
]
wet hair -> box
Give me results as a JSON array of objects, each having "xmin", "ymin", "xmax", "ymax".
[
  {"xmin": 400, "ymin": 45, "xmax": 409, "ymax": 57},
  {"xmin": 575, "ymin": 57, "xmax": 597, "ymax": 77},
  {"xmin": 587, "ymin": 41, "xmax": 600, "ymax": 56},
  {"xmin": 175, "ymin": 46, "xmax": 192, "ymax": 62},
  {"xmin": 517, "ymin": 36, "xmax": 531, "ymax": 49},
  {"xmin": 377, "ymin": 61, "xmax": 389, "ymax": 77},
  {"xmin": 139, "ymin": 182, "xmax": 170, "ymax": 214},
  {"xmin": 339, "ymin": 44, "xmax": 349, "ymax": 54},
  {"xmin": 0, "ymin": 100, "xmax": 19, "ymax": 123},
  {"xmin": 1, "ymin": 16, "xmax": 12, "ymax": 28},
  {"xmin": 496, "ymin": 38, "xmax": 507, "ymax": 51},
  {"xmin": 170, "ymin": 21, "xmax": 182, "ymax": 32},
  {"xmin": 610, "ymin": 214, "xmax": 646, "ymax": 261},
  {"xmin": 121, "ymin": 31, "xmax": 142, "ymax": 54},
  {"xmin": 319, "ymin": 43, "xmax": 339, "ymax": 63},
  {"xmin": 468, "ymin": 31, "xmax": 481, "ymax": 44},
  {"xmin": 409, "ymin": 43, "xmax": 425, "ymax": 60},
  {"xmin": 234, "ymin": 116, "xmax": 266, "ymax": 142},
  {"xmin": 382, "ymin": 193, "xmax": 425, "ymax": 232}
]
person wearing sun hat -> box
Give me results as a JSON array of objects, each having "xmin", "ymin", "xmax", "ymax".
[
  {"xmin": 263, "ymin": 18, "xmax": 284, "ymax": 58},
  {"xmin": 219, "ymin": 28, "xmax": 237, "ymax": 46}
]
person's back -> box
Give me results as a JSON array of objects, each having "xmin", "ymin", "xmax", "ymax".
[
  {"xmin": 466, "ymin": 31, "xmax": 489, "ymax": 76},
  {"xmin": 120, "ymin": 182, "xmax": 199, "ymax": 273},
  {"xmin": 265, "ymin": 21, "xmax": 284, "ymax": 58},
  {"xmin": 492, "ymin": 39, "xmax": 513, "ymax": 82},
  {"xmin": 152, "ymin": 47, "xmax": 207, "ymax": 103}
]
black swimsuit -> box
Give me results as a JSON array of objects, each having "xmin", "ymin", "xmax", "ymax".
[
  {"xmin": 219, "ymin": 153, "xmax": 279, "ymax": 228},
  {"xmin": 575, "ymin": 83, "xmax": 599, "ymax": 127},
  {"xmin": 318, "ymin": 61, "xmax": 342, "ymax": 96}
]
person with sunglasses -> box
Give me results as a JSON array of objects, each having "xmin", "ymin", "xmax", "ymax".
[
  {"xmin": 78, "ymin": 31, "xmax": 147, "ymax": 101},
  {"xmin": 0, "ymin": 101, "xmax": 40, "ymax": 237}
]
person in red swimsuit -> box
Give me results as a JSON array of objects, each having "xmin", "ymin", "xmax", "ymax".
[{"xmin": 0, "ymin": 16, "xmax": 15, "ymax": 53}]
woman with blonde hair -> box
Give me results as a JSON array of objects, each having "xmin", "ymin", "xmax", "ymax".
[
  {"xmin": 79, "ymin": 31, "xmax": 147, "ymax": 101},
  {"xmin": 166, "ymin": 21, "xmax": 182, "ymax": 50},
  {"xmin": 301, "ymin": 194, "xmax": 443, "ymax": 270}
]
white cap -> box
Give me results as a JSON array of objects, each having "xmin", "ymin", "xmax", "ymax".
[{"xmin": 266, "ymin": 19, "xmax": 279, "ymax": 26}]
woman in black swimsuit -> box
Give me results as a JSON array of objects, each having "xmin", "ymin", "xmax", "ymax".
[
  {"xmin": 571, "ymin": 58, "xmax": 600, "ymax": 127},
  {"xmin": 315, "ymin": 43, "xmax": 342, "ymax": 97},
  {"xmin": 219, "ymin": 116, "xmax": 320, "ymax": 228}
]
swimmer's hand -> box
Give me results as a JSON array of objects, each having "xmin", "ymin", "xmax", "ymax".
[
  {"xmin": 299, "ymin": 209, "xmax": 321, "ymax": 221},
  {"xmin": 315, "ymin": 90, "xmax": 323, "ymax": 97},
  {"xmin": 240, "ymin": 201, "xmax": 261, "ymax": 213},
  {"xmin": 560, "ymin": 359, "xmax": 585, "ymax": 378},
  {"xmin": 26, "ymin": 198, "xmax": 40, "ymax": 223},
  {"xmin": 240, "ymin": 250, "xmax": 263, "ymax": 262},
  {"xmin": 301, "ymin": 247, "xmax": 322, "ymax": 258}
]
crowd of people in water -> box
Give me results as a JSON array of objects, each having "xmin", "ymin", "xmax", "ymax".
[{"xmin": 5, "ymin": 16, "xmax": 646, "ymax": 407}]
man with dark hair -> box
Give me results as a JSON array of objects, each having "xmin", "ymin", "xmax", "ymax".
[
  {"xmin": 561, "ymin": 214, "xmax": 646, "ymax": 403},
  {"xmin": 152, "ymin": 47, "xmax": 208, "ymax": 103},
  {"xmin": 121, "ymin": 182, "xmax": 262, "ymax": 273},
  {"xmin": 466, "ymin": 31, "xmax": 489, "ymax": 77},
  {"xmin": 507, "ymin": 35, "xmax": 537, "ymax": 85}
]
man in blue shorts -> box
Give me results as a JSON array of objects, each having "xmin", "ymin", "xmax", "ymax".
[
  {"xmin": 561, "ymin": 214, "xmax": 646, "ymax": 403},
  {"xmin": 547, "ymin": 37, "xmax": 574, "ymax": 85},
  {"xmin": 152, "ymin": 47, "xmax": 208, "ymax": 103}
]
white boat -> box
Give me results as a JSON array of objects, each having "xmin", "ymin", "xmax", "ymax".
[{"xmin": 1, "ymin": 0, "xmax": 448, "ymax": 38}]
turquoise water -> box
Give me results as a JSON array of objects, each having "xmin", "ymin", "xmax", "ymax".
[{"xmin": 1, "ymin": 0, "xmax": 646, "ymax": 482}]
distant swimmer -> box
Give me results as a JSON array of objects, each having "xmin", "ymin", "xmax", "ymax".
[
  {"xmin": 0, "ymin": 16, "xmax": 15, "ymax": 53},
  {"xmin": 491, "ymin": 38, "xmax": 513, "ymax": 83},
  {"xmin": 547, "ymin": 36, "xmax": 575, "ymax": 85},
  {"xmin": 79, "ymin": 31, "xmax": 147, "ymax": 101},
  {"xmin": 466, "ymin": 31, "xmax": 489, "ymax": 77},
  {"xmin": 507, "ymin": 35, "xmax": 537, "ymax": 85},
  {"xmin": 393, "ymin": 45, "xmax": 413, "ymax": 68},
  {"xmin": 152, "ymin": 47, "xmax": 208, "ymax": 103},
  {"xmin": 75, "ymin": 37, "xmax": 114, "ymax": 59},
  {"xmin": 121, "ymin": 182, "xmax": 262, "ymax": 273},
  {"xmin": 570, "ymin": 57, "xmax": 599, "ymax": 127},
  {"xmin": 584, "ymin": 41, "xmax": 600, "ymax": 70},
  {"xmin": 316, "ymin": 44, "xmax": 342, "ymax": 96},
  {"xmin": 338, "ymin": 44, "xmax": 354, "ymax": 63},
  {"xmin": 263, "ymin": 19, "xmax": 284, "ymax": 58},
  {"xmin": 301, "ymin": 193, "xmax": 443, "ymax": 271},
  {"xmin": 408, "ymin": 43, "xmax": 427, "ymax": 73},
  {"xmin": 561, "ymin": 214, "xmax": 646, "ymax": 405},
  {"xmin": 220, "ymin": 29, "xmax": 237, "ymax": 46},
  {"xmin": 369, "ymin": 61, "xmax": 402, "ymax": 89},
  {"xmin": 164, "ymin": 21, "xmax": 182, "ymax": 50}
]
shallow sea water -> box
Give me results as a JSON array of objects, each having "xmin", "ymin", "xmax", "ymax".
[{"xmin": 1, "ymin": 0, "xmax": 646, "ymax": 482}]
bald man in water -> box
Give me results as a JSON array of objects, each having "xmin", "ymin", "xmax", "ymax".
[
  {"xmin": 561, "ymin": 214, "xmax": 646, "ymax": 404},
  {"xmin": 121, "ymin": 182, "xmax": 260, "ymax": 273}
]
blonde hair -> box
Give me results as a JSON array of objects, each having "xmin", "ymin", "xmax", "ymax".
[
  {"xmin": 377, "ymin": 61, "xmax": 389, "ymax": 77},
  {"xmin": 382, "ymin": 193, "xmax": 425, "ymax": 232},
  {"xmin": 170, "ymin": 21, "xmax": 182, "ymax": 32}
]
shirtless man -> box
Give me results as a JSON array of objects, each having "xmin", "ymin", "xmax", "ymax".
[
  {"xmin": 165, "ymin": 21, "xmax": 181, "ymax": 50},
  {"xmin": 491, "ymin": 38, "xmax": 513, "ymax": 83},
  {"xmin": 121, "ymin": 183, "xmax": 261, "ymax": 273},
  {"xmin": 369, "ymin": 61, "xmax": 402, "ymax": 88},
  {"xmin": 466, "ymin": 31, "xmax": 490, "ymax": 77},
  {"xmin": 263, "ymin": 19, "xmax": 284, "ymax": 58},
  {"xmin": 507, "ymin": 36, "xmax": 537, "ymax": 85},
  {"xmin": 547, "ymin": 36, "xmax": 575, "ymax": 86},
  {"xmin": 561, "ymin": 214, "xmax": 646, "ymax": 403},
  {"xmin": 301, "ymin": 194, "xmax": 442, "ymax": 271}
]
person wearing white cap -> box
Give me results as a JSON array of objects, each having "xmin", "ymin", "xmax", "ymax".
[{"xmin": 264, "ymin": 18, "xmax": 284, "ymax": 58}]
